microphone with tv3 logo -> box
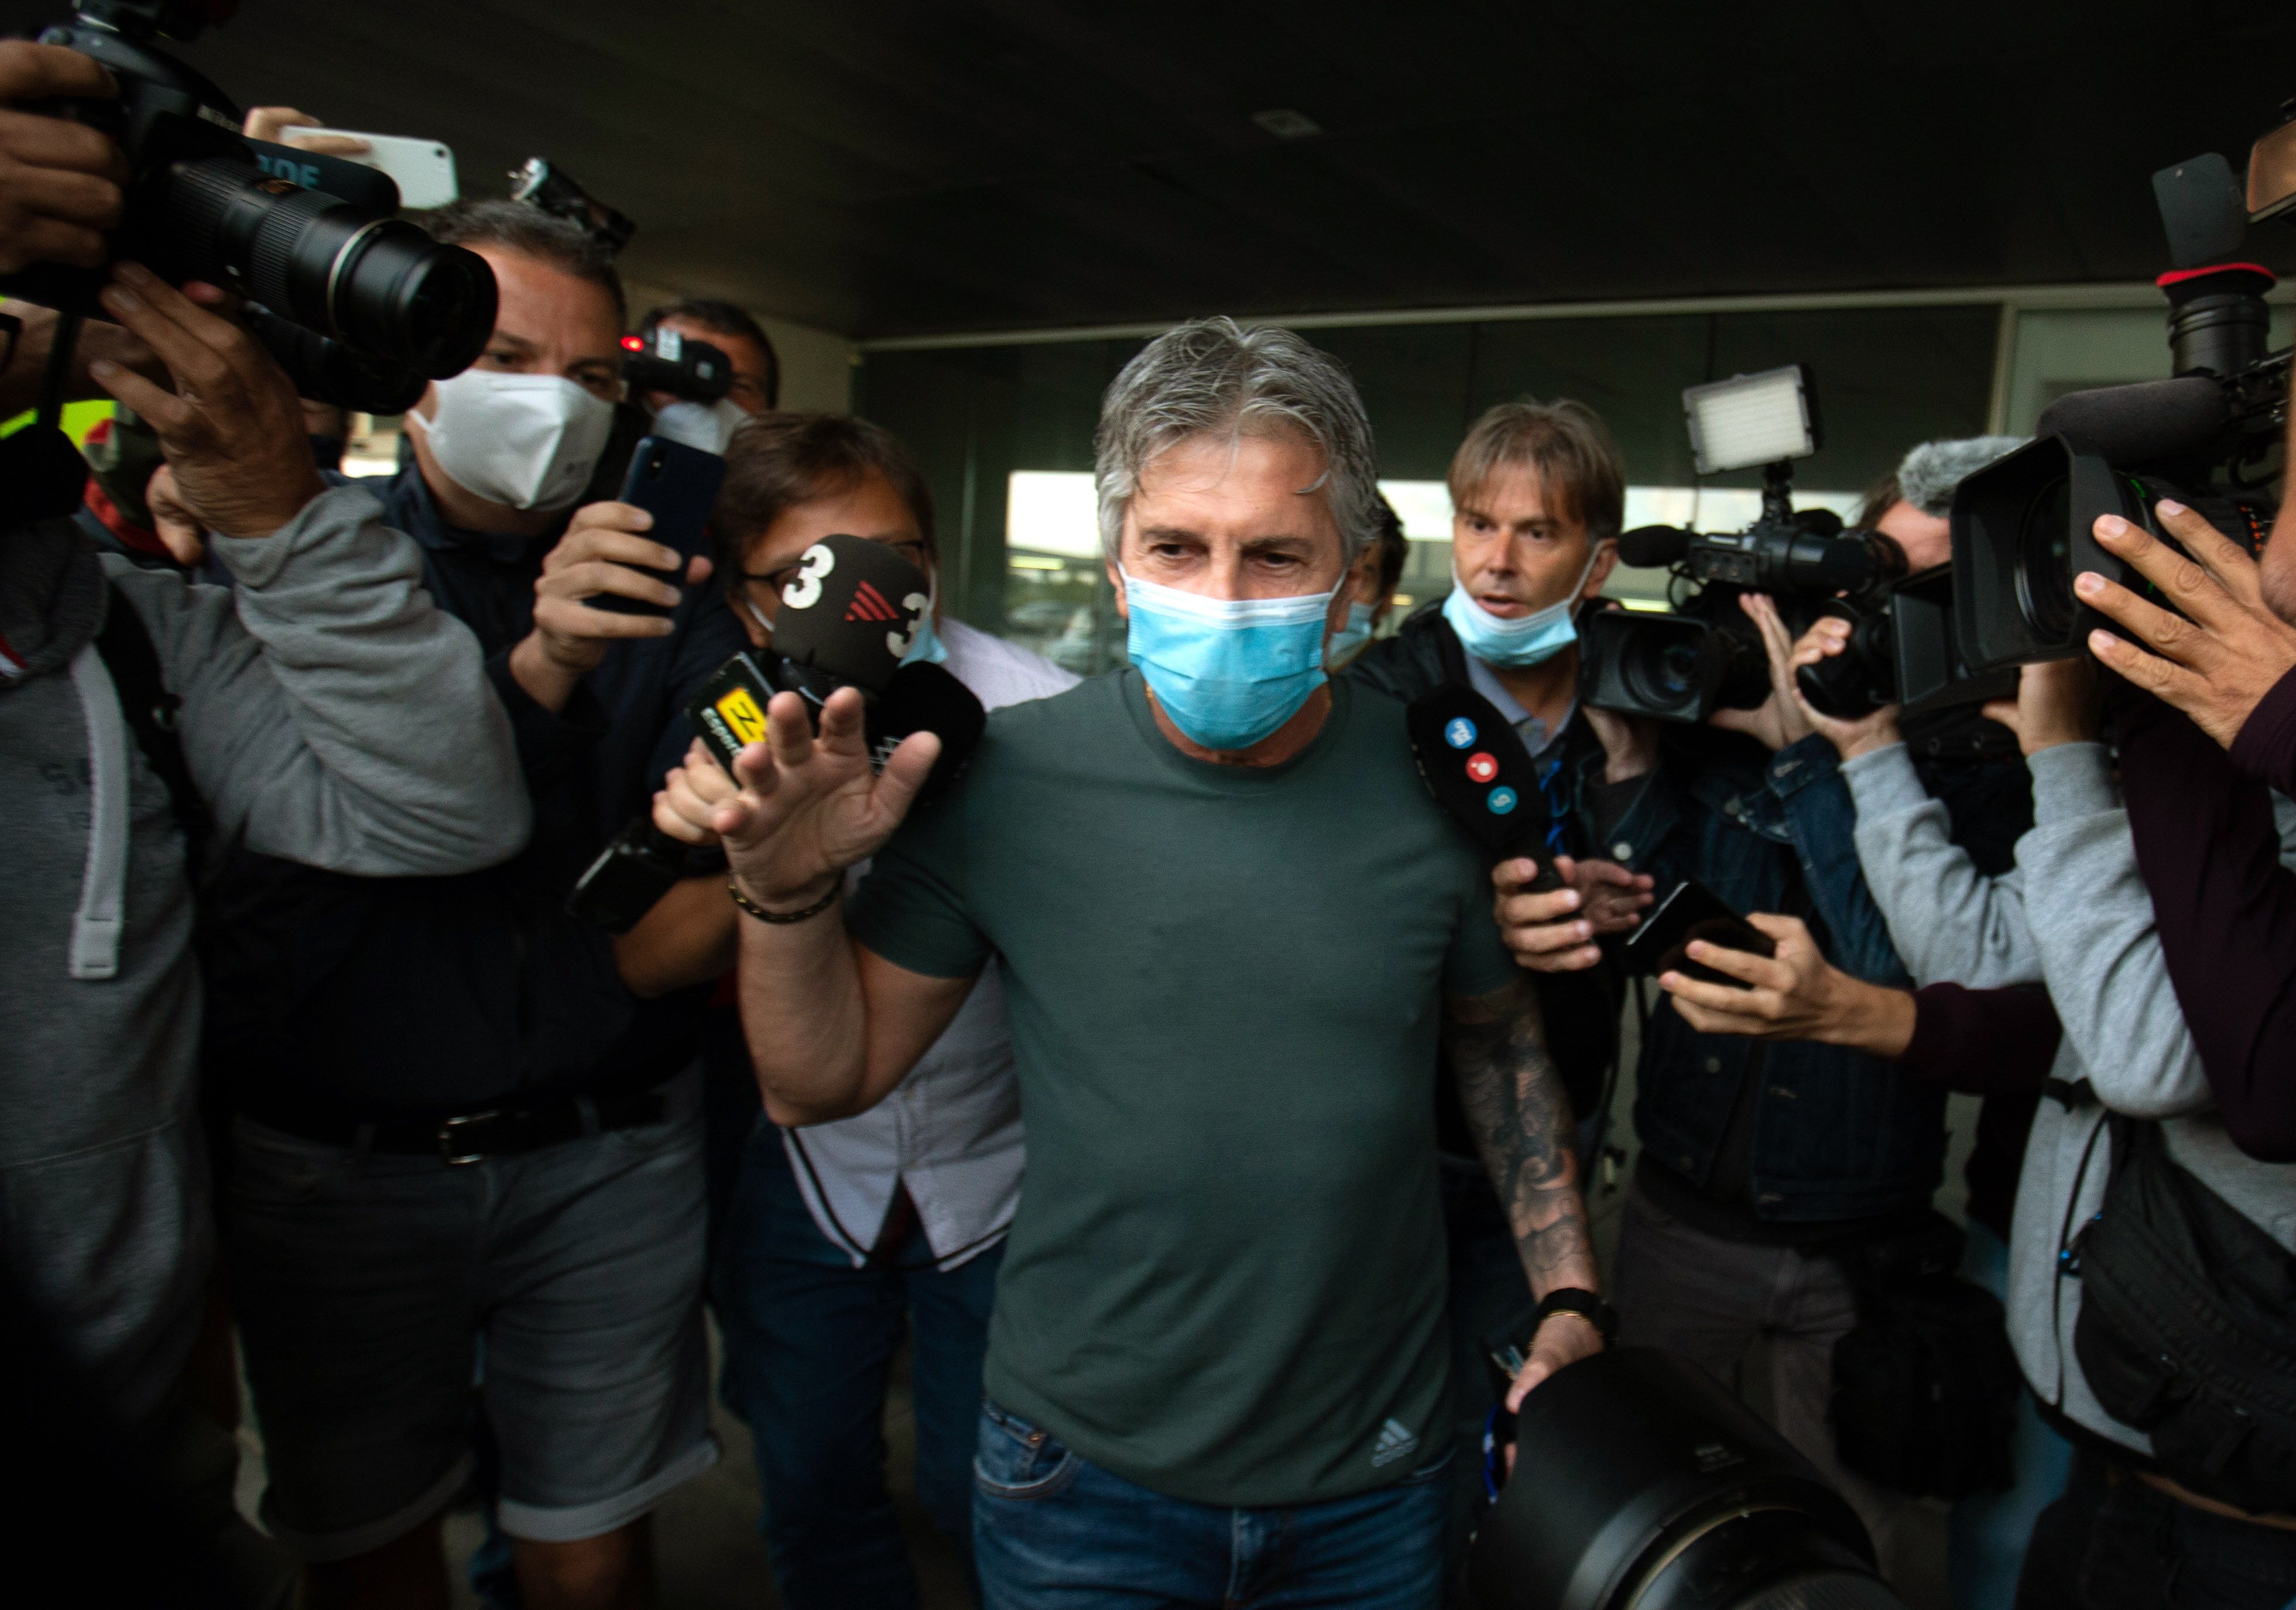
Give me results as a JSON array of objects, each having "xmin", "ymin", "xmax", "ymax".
[
  {"xmin": 1403, "ymin": 684, "xmax": 1565, "ymax": 894},
  {"xmin": 685, "ymin": 533, "xmax": 986, "ymax": 805}
]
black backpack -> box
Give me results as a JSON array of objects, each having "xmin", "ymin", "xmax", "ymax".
[
  {"xmin": 1830, "ymin": 1212, "xmax": 2023, "ymax": 1498},
  {"xmin": 2073, "ymin": 1114, "xmax": 2296, "ymax": 1513}
]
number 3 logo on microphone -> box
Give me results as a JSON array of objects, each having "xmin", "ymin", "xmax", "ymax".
[
  {"xmin": 783, "ymin": 544, "xmax": 836, "ymax": 610},
  {"xmin": 886, "ymin": 591, "xmax": 930, "ymax": 659}
]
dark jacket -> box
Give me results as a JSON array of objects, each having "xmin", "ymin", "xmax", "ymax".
[
  {"xmin": 204, "ymin": 464, "xmax": 746, "ymax": 1122},
  {"xmin": 1626, "ymin": 727, "xmax": 1949, "ymax": 1224},
  {"xmin": 1348, "ymin": 603, "xmax": 1640, "ymax": 1134}
]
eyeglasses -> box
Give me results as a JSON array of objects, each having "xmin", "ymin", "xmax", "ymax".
[{"xmin": 742, "ymin": 538, "xmax": 933, "ymax": 598}]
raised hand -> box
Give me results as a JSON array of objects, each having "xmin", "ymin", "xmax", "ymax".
[
  {"xmin": 1979, "ymin": 657, "xmax": 2099, "ymax": 757},
  {"xmin": 715, "ymin": 685, "xmax": 941, "ymax": 911},
  {"xmin": 510, "ymin": 500, "xmax": 712, "ymax": 711},
  {"xmin": 0, "ymin": 41, "xmax": 124, "ymax": 273}
]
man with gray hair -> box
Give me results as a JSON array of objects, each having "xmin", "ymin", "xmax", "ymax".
[{"xmin": 684, "ymin": 317, "xmax": 1605, "ymax": 1606}]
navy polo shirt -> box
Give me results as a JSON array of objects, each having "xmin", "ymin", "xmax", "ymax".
[{"xmin": 205, "ymin": 464, "xmax": 746, "ymax": 1120}]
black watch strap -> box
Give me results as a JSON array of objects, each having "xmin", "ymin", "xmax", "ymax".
[{"xmin": 1531, "ymin": 1286, "xmax": 1619, "ymax": 1347}]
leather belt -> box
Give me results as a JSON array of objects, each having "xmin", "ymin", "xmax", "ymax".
[{"xmin": 241, "ymin": 1087, "xmax": 667, "ymax": 1166}]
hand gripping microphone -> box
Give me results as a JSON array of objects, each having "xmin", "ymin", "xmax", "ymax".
[
  {"xmin": 1403, "ymin": 684, "xmax": 1565, "ymax": 894},
  {"xmin": 685, "ymin": 532, "xmax": 984, "ymax": 804}
]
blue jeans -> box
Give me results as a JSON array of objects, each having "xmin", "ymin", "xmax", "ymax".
[
  {"xmin": 713, "ymin": 1124, "xmax": 1003, "ymax": 1610},
  {"xmin": 972, "ymin": 1399, "xmax": 1450, "ymax": 1609}
]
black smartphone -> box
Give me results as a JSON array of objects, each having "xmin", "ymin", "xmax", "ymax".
[
  {"xmin": 1620, "ymin": 878, "xmax": 1777, "ymax": 988},
  {"xmin": 591, "ymin": 435, "xmax": 728, "ymax": 617}
]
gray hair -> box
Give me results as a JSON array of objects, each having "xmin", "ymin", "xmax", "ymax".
[
  {"xmin": 1897, "ymin": 435, "xmax": 2027, "ymax": 517},
  {"xmin": 1094, "ymin": 317, "xmax": 1379, "ymax": 570}
]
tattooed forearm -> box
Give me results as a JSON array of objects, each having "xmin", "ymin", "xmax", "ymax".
[{"xmin": 1445, "ymin": 976, "xmax": 1601, "ymax": 1295}]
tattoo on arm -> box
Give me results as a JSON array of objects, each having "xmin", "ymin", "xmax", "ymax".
[{"xmin": 1446, "ymin": 975, "xmax": 1600, "ymax": 1295}]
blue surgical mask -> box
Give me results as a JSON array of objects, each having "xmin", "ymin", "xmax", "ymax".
[
  {"xmin": 1325, "ymin": 600, "xmax": 1377, "ymax": 668},
  {"xmin": 1122, "ymin": 569, "xmax": 1341, "ymax": 751},
  {"xmin": 1441, "ymin": 547, "xmax": 1601, "ymax": 669}
]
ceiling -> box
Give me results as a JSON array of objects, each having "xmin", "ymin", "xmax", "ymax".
[{"xmin": 13, "ymin": 0, "xmax": 2296, "ymax": 338}]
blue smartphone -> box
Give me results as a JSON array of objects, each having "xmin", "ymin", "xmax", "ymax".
[{"xmin": 591, "ymin": 435, "xmax": 728, "ymax": 617}]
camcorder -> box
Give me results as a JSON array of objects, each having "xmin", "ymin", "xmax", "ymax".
[
  {"xmin": 0, "ymin": 0, "xmax": 498, "ymax": 519},
  {"xmin": 619, "ymin": 326, "xmax": 733, "ymax": 403},
  {"xmin": 1578, "ymin": 365, "xmax": 1911, "ymax": 724},
  {"xmin": 1949, "ymin": 112, "xmax": 2296, "ymax": 674}
]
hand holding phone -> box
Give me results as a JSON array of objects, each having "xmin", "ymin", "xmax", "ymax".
[
  {"xmin": 591, "ymin": 436, "xmax": 728, "ymax": 618},
  {"xmin": 279, "ymin": 126, "xmax": 459, "ymax": 208},
  {"xmin": 1620, "ymin": 878, "xmax": 1777, "ymax": 988}
]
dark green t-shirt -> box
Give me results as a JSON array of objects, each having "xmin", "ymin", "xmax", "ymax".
[{"xmin": 847, "ymin": 669, "xmax": 1518, "ymax": 1506}]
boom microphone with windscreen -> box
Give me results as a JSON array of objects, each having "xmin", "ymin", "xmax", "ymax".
[
  {"xmin": 1617, "ymin": 526, "xmax": 1694, "ymax": 569},
  {"xmin": 2035, "ymin": 375, "xmax": 2230, "ymax": 465}
]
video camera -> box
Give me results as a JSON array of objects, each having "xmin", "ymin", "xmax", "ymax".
[
  {"xmin": 1949, "ymin": 111, "xmax": 2296, "ymax": 674},
  {"xmin": 1, "ymin": 0, "xmax": 497, "ymax": 425},
  {"xmin": 618, "ymin": 326, "xmax": 732, "ymax": 403},
  {"xmin": 1578, "ymin": 365, "xmax": 1910, "ymax": 723}
]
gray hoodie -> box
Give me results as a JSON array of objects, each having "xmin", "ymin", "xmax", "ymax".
[
  {"xmin": 1843, "ymin": 740, "xmax": 2296, "ymax": 1457},
  {"xmin": 0, "ymin": 486, "xmax": 529, "ymax": 1424}
]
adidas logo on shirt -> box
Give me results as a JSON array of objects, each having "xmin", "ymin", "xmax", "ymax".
[{"xmin": 1370, "ymin": 1416, "xmax": 1419, "ymax": 1468}]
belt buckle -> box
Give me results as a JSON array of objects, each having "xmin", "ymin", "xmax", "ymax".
[{"xmin": 437, "ymin": 1111, "xmax": 502, "ymax": 1166}]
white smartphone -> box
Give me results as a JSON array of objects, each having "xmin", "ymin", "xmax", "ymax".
[{"xmin": 279, "ymin": 128, "xmax": 459, "ymax": 210}]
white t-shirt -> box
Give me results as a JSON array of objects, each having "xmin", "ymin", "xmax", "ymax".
[{"xmin": 782, "ymin": 616, "xmax": 1078, "ymax": 1269}]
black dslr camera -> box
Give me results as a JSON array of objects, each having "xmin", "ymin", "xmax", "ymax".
[
  {"xmin": 1, "ymin": 0, "xmax": 497, "ymax": 423},
  {"xmin": 1579, "ymin": 365, "xmax": 1909, "ymax": 724},
  {"xmin": 1951, "ymin": 112, "xmax": 2296, "ymax": 674}
]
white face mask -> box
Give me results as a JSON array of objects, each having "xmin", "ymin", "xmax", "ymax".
[
  {"xmin": 408, "ymin": 370, "xmax": 616, "ymax": 512},
  {"xmin": 650, "ymin": 396, "xmax": 748, "ymax": 455}
]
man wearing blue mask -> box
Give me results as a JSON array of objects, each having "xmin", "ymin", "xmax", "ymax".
[
  {"xmin": 1347, "ymin": 400, "xmax": 1658, "ymax": 1570},
  {"xmin": 695, "ymin": 317, "xmax": 1609, "ymax": 1610}
]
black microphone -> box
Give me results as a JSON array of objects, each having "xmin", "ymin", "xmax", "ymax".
[
  {"xmin": 1617, "ymin": 524, "xmax": 1694, "ymax": 569},
  {"xmin": 1403, "ymin": 684, "xmax": 1564, "ymax": 892},
  {"xmin": 2035, "ymin": 376, "xmax": 2228, "ymax": 464},
  {"xmin": 868, "ymin": 661, "xmax": 988, "ymax": 806},
  {"xmin": 768, "ymin": 531, "xmax": 933, "ymax": 694}
]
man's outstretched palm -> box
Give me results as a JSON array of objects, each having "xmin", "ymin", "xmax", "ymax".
[{"xmin": 712, "ymin": 684, "xmax": 941, "ymax": 905}]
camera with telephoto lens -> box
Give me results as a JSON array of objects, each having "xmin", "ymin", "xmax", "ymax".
[
  {"xmin": 1579, "ymin": 365, "xmax": 1908, "ymax": 725},
  {"xmin": 1950, "ymin": 111, "xmax": 2296, "ymax": 674},
  {"xmin": 0, "ymin": 0, "xmax": 498, "ymax": 417}
]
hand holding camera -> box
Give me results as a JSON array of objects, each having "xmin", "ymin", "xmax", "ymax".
[
  {"xmin": 1789, "ymin": 615, "xmax": 1903, "ymax": 758},
  {"xmin": 2076, "ymin": 502, "xmax": 2296, "ymax": 747},
  {"xmin": 1978, "ymin": 656, "xmax": 2099, "ymax": 757},
  {"xmin": 0, "ymin": 40, "xmax": 122, "ymax": 274},
  {"xmin": 85, "ymin": 263, "xmax": 323, "ymax": 538},
  {"xmin": 1708, "ymin": 592, "xmax": 1817, "ymax": 751}
]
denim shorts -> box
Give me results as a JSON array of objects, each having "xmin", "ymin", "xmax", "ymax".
[
  {"xmin": 972, "ymin": 1398, "xmax": 1449, "ymax": 1609},
  {"xmin": 222, "ymin": 1072, "xmax": 717, "ymax": 1560}
]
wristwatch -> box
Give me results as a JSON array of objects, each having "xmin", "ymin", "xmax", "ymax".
[{"xmin": 1530, "ymin": 1287, "xmax": 1619, "ymax": 1347}]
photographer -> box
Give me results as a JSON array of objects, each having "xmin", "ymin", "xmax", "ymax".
[
  {"xmin": 1664, "ymin": 633, "xmax": 2296, "ymax": 1610},
  {"xmin": 207, "ymin": 199, "xmax": 745, "ymax": 1608},
  {"xmin": 0, "ymin": 36, "xmax": 528, "ymax": 1606},
  {"xmin": 708, "ymin": 319, "xmax": 1605, "ymax": 1608},
  {"xmin": 1346, "ymin": 400, "xmax": 1651, "ymax": 1566},
  {"xmin": 1561, "ymin": 578, "xmax": 1936, "ymax": 1574},
  {"xmin": 633, "ymin": 413, "xmax": 1075, "ymax": 1608},
  {"xmin": 636, "ymin": 296, "xmax": 779, "ymax": 419}
]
